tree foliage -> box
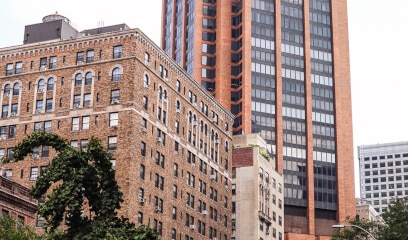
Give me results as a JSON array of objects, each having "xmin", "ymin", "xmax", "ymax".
[
  {"xmin": 332, "ymin": 197, "xmax": 408, "ymax": 240},
  {"xmin": 7, "ymin": 132, "xmax": 159, "ymax": 240},
  {"xmin": 331, "ymin": 217, "xmax": 380, "ymax": 240},
  {"xmin": 0, "ymin": 215, "xmax": 40, "ymax": 240}
]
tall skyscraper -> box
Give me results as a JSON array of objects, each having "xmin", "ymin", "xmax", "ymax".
[
  {"xmin": 358, "ymin": 142, "xmax": 408, "ymax": 215},
  {"xmin": 161, "ymin": 0, "xmax": 355, "ymax": 238}
]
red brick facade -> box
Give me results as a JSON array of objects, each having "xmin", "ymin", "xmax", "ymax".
[{"xmin": 0, "ymin": 24, "xmax": 234, "ymax": 239}]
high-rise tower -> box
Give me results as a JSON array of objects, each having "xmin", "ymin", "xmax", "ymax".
[{"xmin": 161, "ymin": 0, "xmax": 355, "ymax": 238}]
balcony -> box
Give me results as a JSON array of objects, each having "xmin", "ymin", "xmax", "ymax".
[{"xmin": 258, "ymin": 211, "xmax": 272, "ymax": 225}]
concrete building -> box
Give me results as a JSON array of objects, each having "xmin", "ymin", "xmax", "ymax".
[
  {"xmin": 358, "ymin": 141, "xmax": 408, "ymax": 214},
  {"xmin": 232, "ymin": 134, "xmax": 284, "ymax": 240},
  {"xmin": 355, "ymin": 198, "xmax": 383, "ymax": 223},
  {"xmin": 0, "ymin": 13, "xmax": 234, "ymax": 240},
  {"xmin": 0, "ymin": 175, "xmax": 37, "ymax": 226},
  {"xmin": 161, "ymin": 0, "xmax": 355, "ymax": 238}
]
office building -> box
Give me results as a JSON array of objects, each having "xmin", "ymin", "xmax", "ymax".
[
  {"xmin": 161, "ymin": 0, "xmax": 355, "ymax": 238},
  {"xmin": 0, "ymin": 13, "xmax": 234, "ymax": 240},
  {"xmin": 232, "ymin": 134, "xmax": 284, "ymax": 240},
  {"xmin": 358, "ymin": 141, "xmax": 408, "ymax": 214}
]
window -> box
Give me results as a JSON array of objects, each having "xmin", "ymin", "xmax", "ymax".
[
  {"xmin": 7, "ymin": 148, "xmax": 14, "ymax": 159},
  {"xmin": 47, "ymin": 77, "xmax": 54, "ymax": 91},
  {"xmin": 141, "ymin": 141, "xmax": 146, "ymax": 156},
  {"xmin": 174, "ymin": 163, "xmax": 178, "ymax": 177},
  {"xmin": 142, "ymin": 96, "xmax": 148, "ymax": 110},
  {"xmin": 113, "ymin": 45, "xmax": 122, "ymax": 59},
  {"xmin": 76, "ymin": 51, "xmax": 85, "ymax": 64},
  {"xmin": 80, "ymin": 139, "xmax": 88, "ymax": 150},
  {"xmin": 44, "ymin": 121, "xmax": 51, "ymax": 133},
  {"xmin": 108, "ymin": 136, "xmax": 117, "ymax": 150},
  {"xmin": 110, "ymin": 112, "xmax": 119, "ymax": 127},
  {"xmin": 111, "ymin": 89, "xmax": 120, "ymax": 103},
  {"xmin": 176, "ymin": 100, "xmax": 181, "ymax": 112},
  {"xmin": 38, "ymin": 79, "xmax": 45, "ymax": 92},
  {"xmin": 42, "ymin": 146, "xmax": 50, "ymax": 157},
  {"xmin": 144, "ymin": 52, "xmax": 150, "ymax": 65},
  {"xmin": 135, "ymin": 212, "xmax": 143, "ymax": 227},
  {"xmin": 140, "ymin": 164, "xmax": 145, "ymax": 180},
  {"xmin": 1, "ymin": 105, "xmax": 8, "ymax": 118},
  {"xmin": 15, "ymin": 62, "xmax": 22, "ymax": 74},
  {"xmin": 112, "ymin": 67, "xmax": 121, "ymax": 81},
  {"xmin": 12, "ymin": 82, "xmax": 20, "ymax": 95},
  {"xmin": 159, "ymin": 65, "xmax": 164, "ymax": 77},
  {"xmin": 82, "ymin": 116, "xmax": 90, "ymax": 130},
  {"xmin": 173, "ymin": 185, "xmax": 178, "ymax": 198},
  {"xmin": 175, "ymin": 121, "xmax": 180, "ymax": 134},
  {"xmin": 72, "ymin": 117, "xmax": 80, "ymax": 131},
  {"xmin": 144, "ymin": 74, "xmax": 149, "ymax": 88},
  {"xmin": 30, "ymin": 167, "xmax": 38, "ymax": 181},
  {"xmin": 84, "ymin": 93, "xmax": 92, "ymax": 107},
  {"xmin": 35, "ymin": 100, "xmax": 43, "ymax": 113},
  {"xmin": 34, "ymin": 122, "xmax": 42, "ymax": 132},
  {"xmin": 4, "ymin": 84, "xmax": 10, "ymax": 96},
  {"xmin": 73, "ymin": 95, "xmax": 81, "ymax": 107},
  {"xmin": 45, "ymin": 98, "xmax": 53, "ymax": 112},
  {"xmin": 75, "ymin": 73, "xmax": 82, "ymax": 87},
  {"xmin": 11, "ymin": 103, "xmax": 18, "ymax": 115},
  {"xmin": 49, "ymin": 56, "xmax": 56, "ymax": 69},
  {"xmin": 6, "ymin": 63, "xmax": 13, "ymax": 75},
  {"xmin": 85, "ymin": 72, "xmax": 92, "ymax": 85},
  {"xmin": 87, "ymin": 50, "xmax": 94, "ymax": 63},
  {"xmin": 40, "ymin": 57, "xmax": 47, "ymax": 70},
  {"xmin": 176, "ymin": 80, "xmax": 181, "ymax": 92},
  {"xmin": 7, "ymin": 125, "xmax": 15, "ymax": 138}
]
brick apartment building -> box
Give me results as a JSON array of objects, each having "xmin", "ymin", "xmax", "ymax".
[
  {"xmin": 0, "ymin": 13, "xmax": 234, "ymax": 240},
  {"xmin": 0, "ymin": 175, "xmax": 37, "ymax": 226}
]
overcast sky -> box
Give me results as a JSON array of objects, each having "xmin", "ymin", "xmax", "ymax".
[{"xmin": 1, "ymin": 0, "xmax": 408, "ymax": 197}]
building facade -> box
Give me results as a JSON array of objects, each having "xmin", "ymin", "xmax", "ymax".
[
  {"xmin": 0, "ymin": 175, "xmax": 37, "ymax": 226},
  {"xmin": 0, "ymin": 14, "xmax": 234, "ymax": 240},
  {"xmin": 161, "ymin": 0, "xmax": 355, "ymax": 238},
  {"xmin": 358, "ymin": 141, "xmax": 408, "ymax": 215},
  {"xmin": 355, "ymin": 198, "xmax": 382, "ymax": 223},
  {"xmin": 232, "ymin": 134, "xmax": 284, "ymax": 240}
]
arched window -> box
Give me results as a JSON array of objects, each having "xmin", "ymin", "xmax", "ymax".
[
  {"xmin": 211, "ymin": 130, "xmax": 215, "ymax": 140},
  {"xmin": 4, "ymin": 84, "xmax": 10, "ymax": 95},
  {"xmin": 158, "ymin": 86, "xmax": 163, "ymax": 99},
  {"xmin": 75, "ymin": 73, "xmax": 82, "ymax": 87},
  {"xmin": 225, "ymin": 141, "xmax": 229, "ymax": 152},
  {"xmin": 85, "ymin": 72, "xmax": 92, "ymax": 85},
  {"xmin": 13, "ymin": 83, "xmax": 20, "ymax": 95},
  {"xmin": 143, "ymin": 74, "xmax": 149, "ymax": 88},
  {"xmin": 47, "ymin": 77, "xmax": 54, "ymax": 91},
  {"xmin": 163, "ymin": 90, "xmax": 167, "ymax": 100},
  {"xmin": 204, "ymin": 124, "xmax": 208, "ymax": 136},
  {"xmin": 38, "ymin": 79, "xmax": 45, "ymax": 92},
  {"xmin": 112, "ymin": 67, "xmax": 121, "ymax": 81}
]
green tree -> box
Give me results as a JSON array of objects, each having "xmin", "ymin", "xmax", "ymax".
[
  {"xmin": 7, "ymin": 132, "xmax": 158, "ymax": 240},
  {"xmin": 377, "ymin": 197, "xmax": 408, "ymax": 240},
  {"xmin": 332, "ymin": 197, "xmax": 408, "ymax": 240},
  {"xmin": 0, "ymin": 214, "xmax": 40, "ymax": 240},
  {"xmin": 331, "ymin": 217, "xmax": 380, "ymax": 240}
]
